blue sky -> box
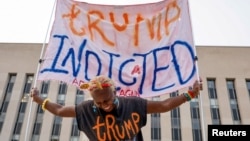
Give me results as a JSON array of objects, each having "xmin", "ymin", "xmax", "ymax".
[{"xmin": 0, "ymin": 0, "xmax": 249, "ymax": 46}]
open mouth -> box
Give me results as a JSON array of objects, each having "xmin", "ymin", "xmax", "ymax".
[{"xmin": 103, "ymin": 105, "xmax": 112, "ymax": 111}]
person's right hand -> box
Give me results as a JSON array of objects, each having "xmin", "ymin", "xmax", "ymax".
[{"xmin": 30, "ymin": 88, "xmax": 43, "ymax": 105}]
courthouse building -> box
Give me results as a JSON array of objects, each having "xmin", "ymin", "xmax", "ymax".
[{"xmin": 0, "ymin": 43, "xmax": 250, "ymax": 141}]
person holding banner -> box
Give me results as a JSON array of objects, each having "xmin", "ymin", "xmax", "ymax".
[{"xmin": 30, "ymin": 75, "xmax": 202, "ymax": 141}]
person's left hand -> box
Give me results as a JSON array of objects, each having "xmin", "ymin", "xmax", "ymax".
[
  {"xmin": 191, "ymin": 78, "xmax": 203, "ymax": 97},
  {"xmin": 30, "ymin": 87, "xmax": 43, "ymax": 104}
]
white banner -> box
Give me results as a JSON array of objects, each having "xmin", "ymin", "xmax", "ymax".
[{"xmin": 38, "ymin": 0, "xmax": 197, "ymax": 98}]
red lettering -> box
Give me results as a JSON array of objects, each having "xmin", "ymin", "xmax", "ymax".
[
  {"xmin": 110, "ymin": 12, "xmax": 129, "ymax": 31},
  {"xmin": 72, "ymin": 78, "xmax": 86, "ymax": 87},
  {"xmin": 88, "ymin": 10, "xmax": 115, "ymax": 46},
  {"xmin": 131, "ymin": 65, "xmax": 141, "ymax": 75},
  {"xmin": 63, "ymin": 2, "xmax": 180, "ymax": 47},
  {"xmin": 62, "ymin": 4, "xmax": 86, "ymax": 36}
]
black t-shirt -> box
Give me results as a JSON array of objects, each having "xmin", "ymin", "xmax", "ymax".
[{"xmin": 75, "ymin": 96, "xmax": 147, "ymax": 141}]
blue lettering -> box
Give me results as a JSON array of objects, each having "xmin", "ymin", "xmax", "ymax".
[
  {"xmin": 133, "ymin": 52, "xmax": 152, "ymax": 94},
  {"xmin": 171, "ymin": 40, "xmax": 196, "ymax": 84},
  {"xmin": 152, "ymin": 46, "xmax": 174, "ymax": 91},
  {"xmin": 84, "ymin": 50, "xmax": 102, "ymax": 81},
  {"xmin": 40, "ymin": 35, "xmax": 69, "ymax": 74},
  {"xmin": 40, "ymin": 35, "xmax": 87, "ymax": 77},
  {"xmin": 119, "ymin": 59, "xmax": 136, "ymax": 85},
  {"xmin": 40, "ymin": 34, "xmax": 196, "ymax": 95},
  {"xmin": 62, "ymin": 38, "xmax": 87, "ymax": 77},
  {"xmin": 103, "ymin": 51, "xmax": 120, "ymax": 78}
]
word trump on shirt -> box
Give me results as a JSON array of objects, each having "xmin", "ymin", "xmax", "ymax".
[{"xmin": 93, "ymin": 113, "xmax": 140, "ymax": 140}]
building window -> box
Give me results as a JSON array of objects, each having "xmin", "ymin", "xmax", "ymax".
[
  {"xmin": 76, "ymin": 89, "xmax": 84, "ymax": 95},
  {"xmin": 32, "ymin": 123, "xmax": 41, "ymax": 135},
  {"xmin": 13, "ymin": 122, "xmax": 23, "ymax": 134},
  {"xmin": 57, "ymin": 82, "xmax": 67, "ymax": 101},
  {"xmin": 12, "ymin": 74, "xmax": 34, "ymax": 140},
  {"xmin": 170, "ymin": 91, "xmax": 182, "ymax": 141},
  {"xmin": 23, "ymin": 75, "xmax": 33, "ymax": 94},
  {"xmin": 191, "ymin": 107, "xmax": 200, "ymax": 119},
  {"xmin": 207, "ymin": 79, "xmax": 217, "ymax": 99},
  {"xmin": 70, "ymin": 89, "xmax": 85, "ymax": 141},
  {"xmin": 226, "ymin": 80, "xmax": 241, "ymax": 124},
  {"xmin": 19, "ymin": 103, "xmax": 27, "ymax": 113},
  {"xmin": 207, "ymin": 79, "xmax": 221, "ymax": 124},
  {"xmin": 58, "ymin": 82, "xmax": 67, "ymax": 95},
  {"xmin": 0, "ymin": 74, "xmax": 16, "ymax": 132},
  {"xmin": 246, "ymin": 80, "xmax": 250, "ymax": 99},
  {"xmin": 228, "ymin": 89, "xmax": 237, "ymax": 100},
  {"xmin": 37, "ymin": 105, "xmax": 44, "ymax": 114},
  {"xmin": 151, "ymin": 113, "xmax": 161, "ymax": 141},
  {"xmin": 51, "ymin": 115, "xmax": 62, "ymax": 141},
  {"xmin": 40, "ymin": 81, "xmax": 50, "ymax": 94},
  {"xmin": 210, "ymin": 107, "xmax": 220, "ymax": 124},
  {"xmin": 70, "ymin": 119, "xmax": 80, "ymax": 136},
  {"xmin": 31, "ymin": 81, "xmax": 49, "ymax": 141},
  {"xmin": 151, "ymin": 96, "xmax": 161, "ymax": 141},
  {"xmin": 190, "ymin": 101, "xmax": 202, "ymax": 141},
  {"xmin": 75, "ymin": 89, "xmax": 84, "ymax": 104},
  {"xmin": 172, "ymin": 128, "xmax": 181, "ymax": 141},
  {"xmin": 211, "ymin": 108, "xmax": 219, "ymax": 119},
  {"xmin": 6, "ymin": 74, "xmax": 16, "ymax": 94},
  {"xmin": 51, "ymin": 84, "xmax": 66, "ymax": 141},
  {"xmin": 52, "ymin": 117, "xmax": 62, "ymax": 136},
  {"xmin": 193, "ymin": 129, "xmax": 202, "ymax": 141},
  {"xmin": 31, "ymin": 99, "xmax": 46, "ymax": 141},
  {"xmin": 0, "ymin": 101, "xmax": 9, "ymax": 113}
]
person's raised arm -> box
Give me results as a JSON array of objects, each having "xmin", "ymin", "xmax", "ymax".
[
  {"xmin": 30, "ymin": 88, "xmax": 76, "ymax": 117},
  {"xmin": 147, "ymin": 79, "xmax": 203, "ymax": 114}
]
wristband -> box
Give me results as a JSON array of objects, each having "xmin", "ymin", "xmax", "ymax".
[
  {"xmin": 183, "ymin": 93, "xmax": 191, "ymax": 101},
  {"xmin": 42, "ymin": 98, "xmax": 50, "ymax": 111},
  {"xmin": 188, "ymin": 90, "xmax": 196, "ymax": 98}
]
